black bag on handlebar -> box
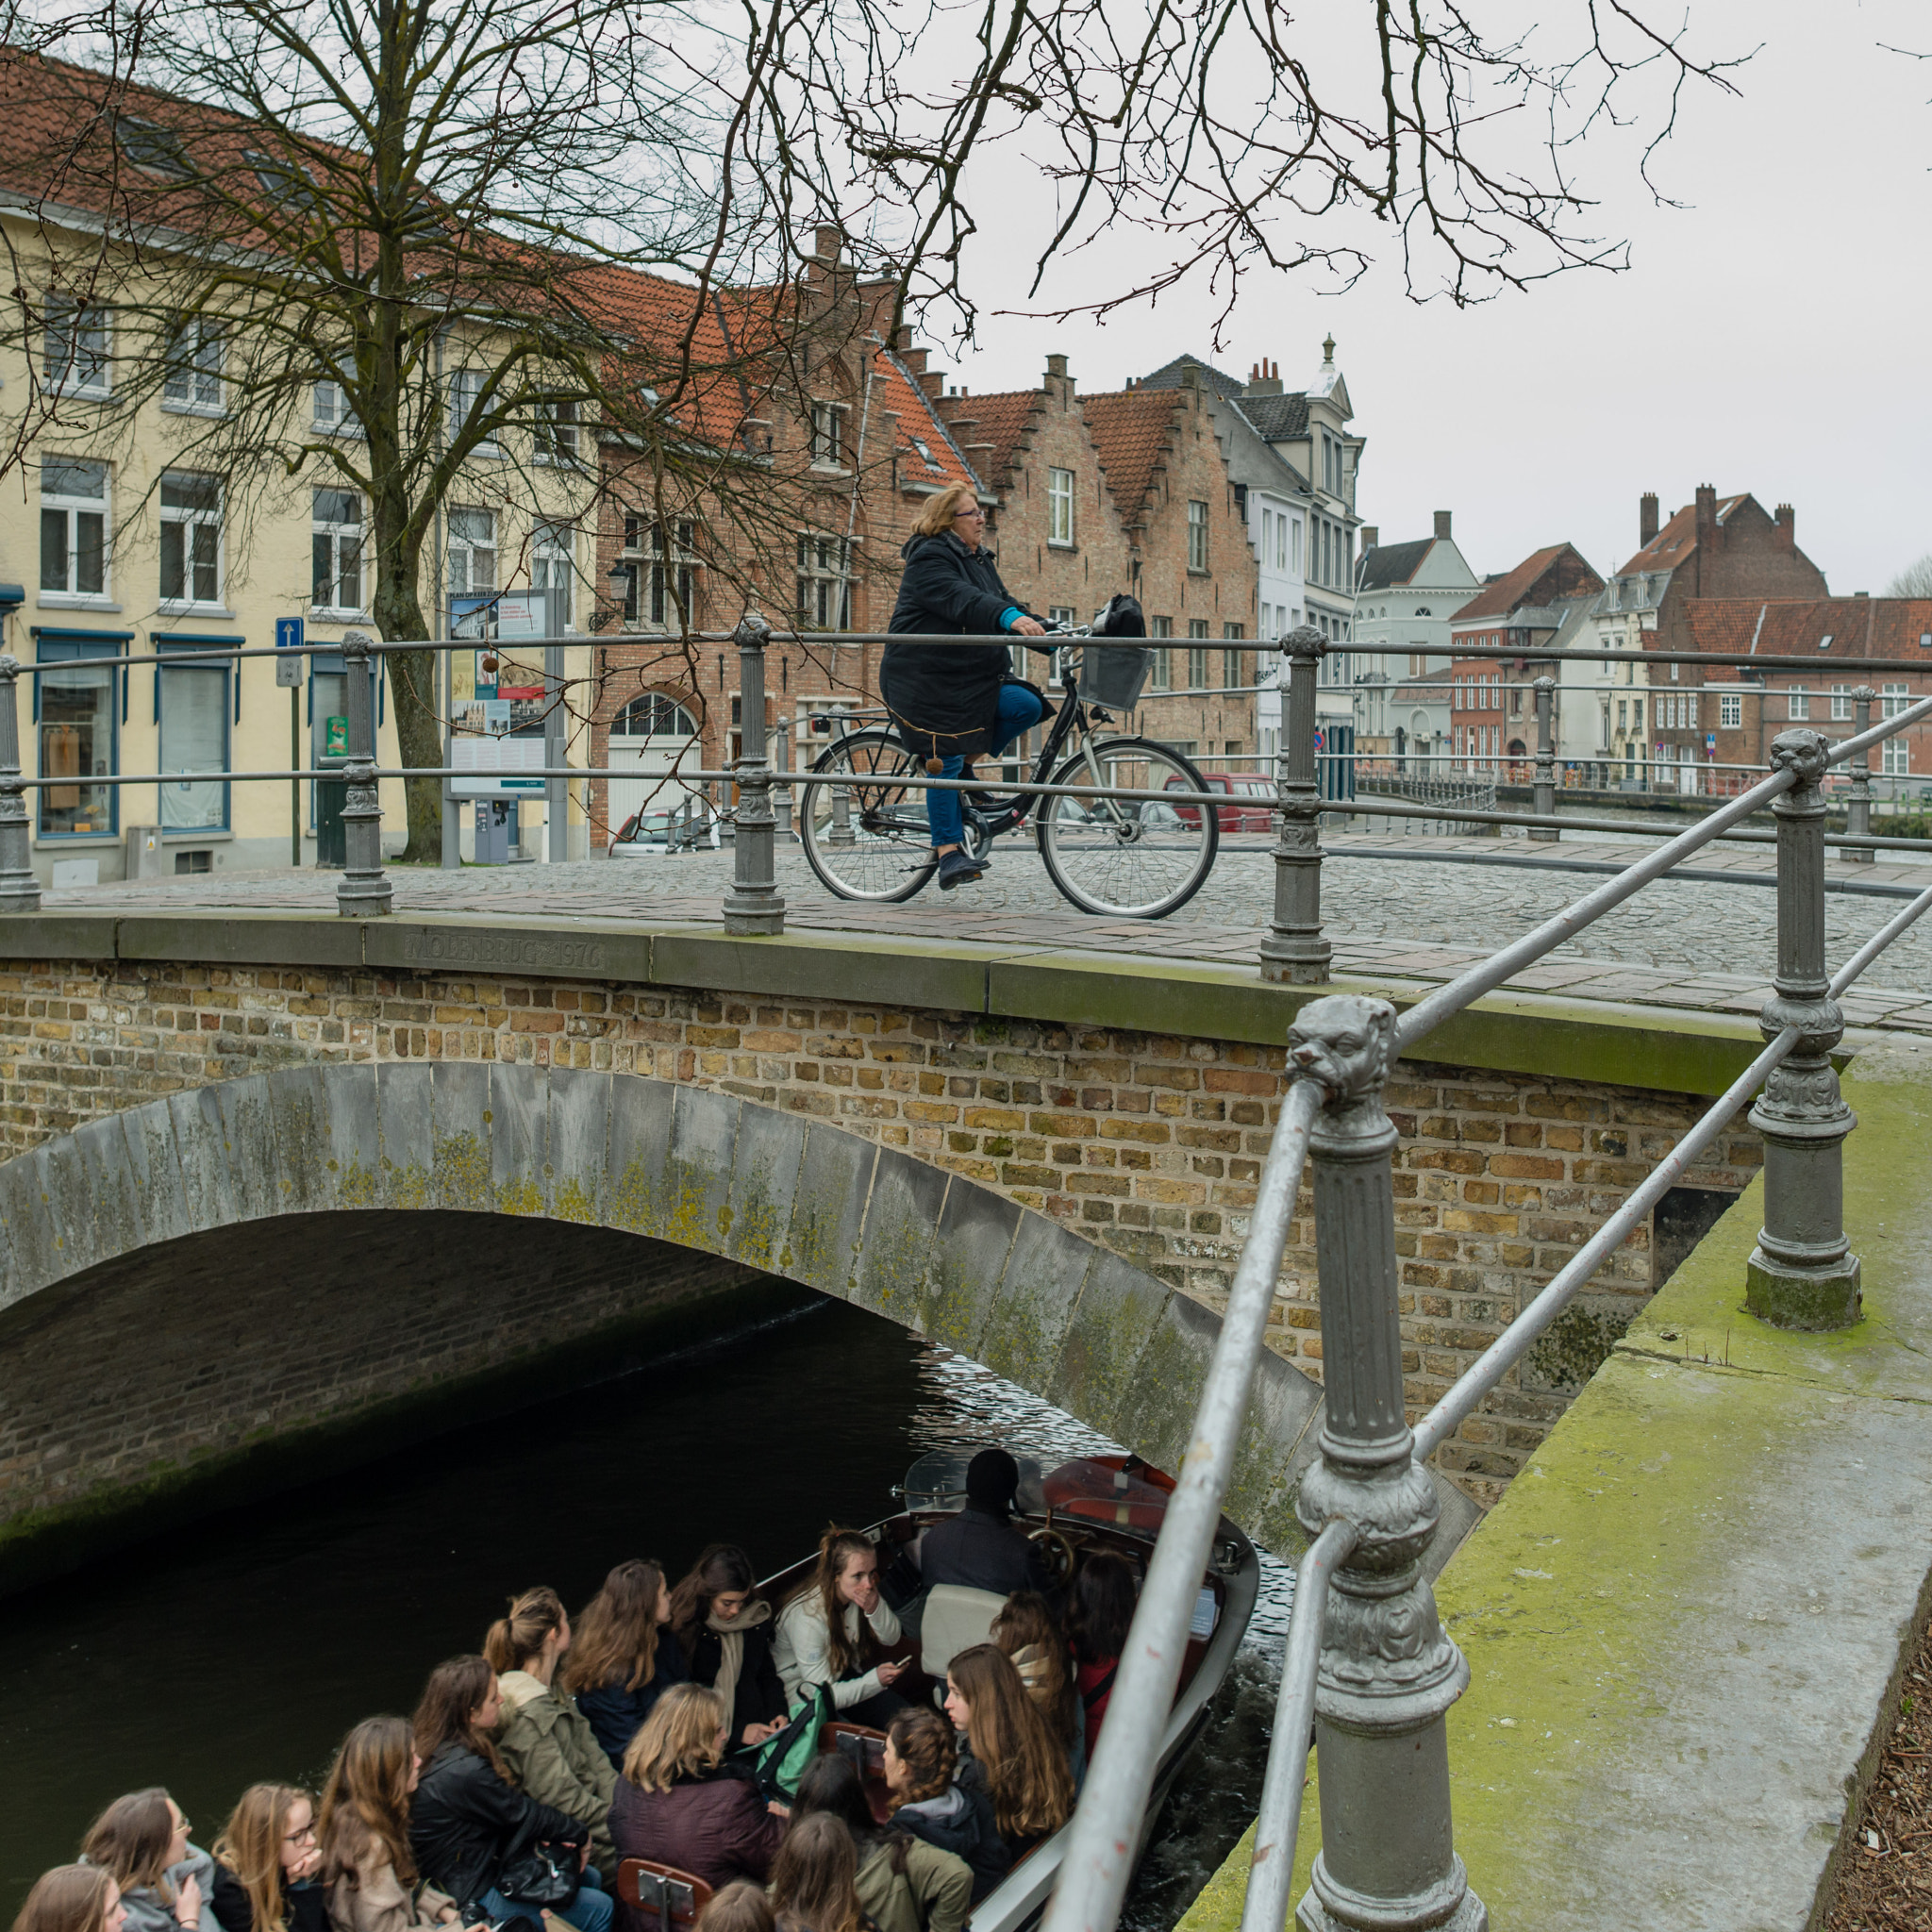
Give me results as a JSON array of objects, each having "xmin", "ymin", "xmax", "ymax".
[{"xmin": 1081, "ymin": 593, "xmax": 1151, "ymax": 711}]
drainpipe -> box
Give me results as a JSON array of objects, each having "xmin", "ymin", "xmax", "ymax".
[{"xmin": 835, "ymin": 354, "xmax": 878, "ymax": 701}]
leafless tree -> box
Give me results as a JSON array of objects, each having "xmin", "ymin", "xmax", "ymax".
[{"xmin": 1885, "ymin": 555, "xmax": 1932, "ymax": 598}]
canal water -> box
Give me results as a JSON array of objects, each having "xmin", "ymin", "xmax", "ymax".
[{"xmin": 0, "ymin": 1297, "xmax": 1293, "ymax": 1928}]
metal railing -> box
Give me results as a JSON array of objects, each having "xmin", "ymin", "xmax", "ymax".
[{"xmin": 1041, "ymin": 673, "xmax": 1932, "ymax": 1932}]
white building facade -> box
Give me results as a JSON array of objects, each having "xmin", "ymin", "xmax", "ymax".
[{"xmin": 1349, "ymin": 512, "xmax": 1482, "ymax": 758}]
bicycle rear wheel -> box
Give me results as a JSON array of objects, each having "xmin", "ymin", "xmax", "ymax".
[
  {"xmin": 1037, "ymin": 737, "xmax": 1219, "ymax": 917},
  {"xmin": 798, "ymin": 729, "xmax": 939, "ymax": 902}
]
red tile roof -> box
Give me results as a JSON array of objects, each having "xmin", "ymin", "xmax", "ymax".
[
  {"xmin": 1683, "ymin": 599, "xmax": 1932, "ymax": 664},
  {"xmin": 1081, "ymin": 390, "xmax": 1179, "ymax": 525},
  {"xmin": 1619, "ymin": 496, "xmax": 1747, "ymax": 575},
  {"xmin": 941, "ymin": 390, "xmax": 1041, "ymax": 486},
  {"xmin": 870, "ymin": 344, "xmax": 980, "ymax": 491},
  {"xmin": 1449, "ymin": 543, "xmax": 1600, "ymax": 624}
]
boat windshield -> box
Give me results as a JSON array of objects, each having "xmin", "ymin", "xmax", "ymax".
[
  {"xmin": 1041, "ymin": 1457, "xmax": 1175, "ymax": 1536},
  {"xmin": 902, "ymin": 1447, "xmax": 1046, "ymax": 1513}
]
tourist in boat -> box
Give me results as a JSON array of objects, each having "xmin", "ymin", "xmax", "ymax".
[
  {"xmin": 209, "ymin": 1786, "xmax": 325, "ymax": 1932},
  {"xmin": 565, "ymin": 1560, "xmax": 690, "ymax": 1767},
  {"xmin": 793, "ymin": 1754, "xmax": 972, "ymax": 1932},
  {"xmin": 317, "ymin": 1717, "xmax": 470, "ymax": 1932},
  {"xmin": 767, "ymin": 1814, "xmax": 864, "ymax": 1932},
  {"xmin": 1065, "ymin": 1553, "xmax": 1135, "ymax": 1758},
  {"xmin": 941, "ymin": 1646, "xmax": 1073, "ymax": 1861},
  {"xmin": 667, "ymin": 1545, "xmax": 789, "ymax": 1748},
  {"xmin": 607, "ymin": 1684, "xmax": 785, "ymax": 1902},
  {"xmin": 691, "ymin": 1884, "xmax": 772, "ymax": 1932},
  {"xmin": 990, "ymin": 1593, "xmax": 1085, "ymax": 1789},
  {"xmin": 408, "ymin": 1656, "xmax": 612, "ymax": 1932},
  {"xmin": 915, "ymin": 1453, "xmax": 1051, "ymax": 1600},
  {"xmin": 483, "ymin": 1587, "xmax": 618, "ymax": 1871},
  {"xmin": 80, "ymin": 1790, "xmax": 218, "ymax": 1932},
  {"xmin": 773, "ymin": 1531, "xmax": 908, "ymax": 1724},
  {"xmin": 880, "ymin": 1710, "xmax": 1006, "ymax": 1906},
  {"xmin": 11, "ymin": 1865, "xmax": 126, "ymax": 1932}
]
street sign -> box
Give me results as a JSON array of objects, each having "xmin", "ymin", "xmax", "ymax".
[
  {"xmin": 275, "ymin": 615, "xmax": 305, "ymax": 687},
  {"xmin": 1706, "ymin": 733, "xmax": 1717, "ymax": 752}
]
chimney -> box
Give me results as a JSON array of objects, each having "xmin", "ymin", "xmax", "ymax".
[
  {"xmin": 1244, "ymin": 358, "xmax": 1283, "ymax": 397},
  {"xmin": 1639, "ymin": 491, "xmax": 1659, "ymax": 547},
  {"xmin": 1359, "ymin": 525, "xmax": 1379, "ymax": 554},
  {"xmin": 1694, "ymin": 483, "xmax": 1718, "ymax": 551},
  {"xmin": 1433, "ymin": 509, "xmax": 1453, "ymax": 541},
  {"xmin": 899, "ymin": 345, "xmax": 927, "ymax": 375},
  {"xmin": 812, "ymin": 224, "xmax": 841, "ymax": 264},
  {"xmin": 1774, "ymin": 502, "xmax": 1795, "ymax": 549},
  {"xmin": 893, "ymin": 325, "xmax": 913, "ymax": 352},
  {"xmin": 1046, "ymin": 353, "xmax": 1068, "ymax": 379}
]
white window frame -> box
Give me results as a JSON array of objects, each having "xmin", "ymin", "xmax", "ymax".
[
  {"xmin": 793, "ymin": 531, "xmax": 849, "ymax": 629},
  {"xmin": 1047, "ymin": 468, "xmax": 1075, "ymax": 547},
  {"xmin": 808, "ymin": 402, "xmax": 850, "ymax": 470},
  {"xmin": 1882, "ymin": 729, "xmax": 1909, "ymax": 777},
  {"xmin": 1788, "ymin": 687, "xmax": 1810, "ymax": 721},
  {"xmin": 1721, "ymin": 692, "xmax": 1741, "ymax": 729},
  {"xmin": 1830, "ymin": 684, "xmax": 1853, "ymax": 722},
  {"xmin": 158, "ymin": 472, "xmax": 225, "ymax": 611},
  {"xmin": 1187, "ymin": 500, "xmax": 1209, "ymax": 573},
  {"xmin": 447, "ymin": 506, "xmax": 498, "ymax": 600},
  {"xmin": 534, "ymin": 398, "xmax": 580, "ymax": 466},
  {"xmin": 313, "ymin": 379, "xmax": 363, "ymax": 437},
  {"xmin": 532, "ymin": 517, "xmax": 576, "ymax": 630},
  {"xmin": 310, "ymin": 486, "xmax": 365, "ymax": 618},
  {"xmin": 44, "ymin": 295, "xmax": 111, "ymax": 398},
  {"xmin": 39, "ymin": 458, "xmax": 111, "ymax": 605},
  {"xmin": 162, "ymin": 317, "xmax": 225, "ymax": 415},
  {"xmin": 1882, "ymin": 682, "xmax": 1910, "ymax": 721},
  {"xmin": 448, "ymin": 369, "xmax": 500, "ymax": 455}
]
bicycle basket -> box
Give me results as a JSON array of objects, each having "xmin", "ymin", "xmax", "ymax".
[{"xmin": 1079, "ymin": 643, "xmax": 1151, "ymax": 712}]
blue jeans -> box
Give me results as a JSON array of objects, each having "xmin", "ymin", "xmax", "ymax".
[
  {"xmin": 480, "ymin": 1872, "xmax": 613, "ymax": 1932},
  {"xmin": 928, "ymin": 683, "xmax": 1048, "ymax": 848}
]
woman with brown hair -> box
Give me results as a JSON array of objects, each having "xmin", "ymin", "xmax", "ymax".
[
  {"xmin": 767, "ymin": 1814, "xmax": 865, "ymax": 1932},
  {"xmin": 667, "ymin": 1545, "xmax": 787, "ymax": 1749},
  {"xmin": 406, "ymin": 1656, "xmax": 609, "ymax": 1932},
  {"xmin": 879, "ymin": 1711, "xmax": 1005, "ymax": 1905},
  {"xmin": 878, "ymin": 483, "xmax": 1051, "ymax": 892},
  {"xmin": 1065, "ymin": 1552, "xmax": 1136, "ymax": 1759},
  {"xmin": 316, "ymin": 1717, "xmax": 466, "ymax": 1932},
  {"xmin": 208, "ymin": 1786, "xmax": 325, "ymax": 1932},
  {"xmin": 608, "ymin": 1685, "xmax": 785, "ymax": 1907},
  {"xmin": 772, "ymin": 1532, "xmax": 907, "ymax": 1725},
  {"xmin": 691, "ymin": 1885, "xmax": 771, "ymax": 1932},
  {"xmin": 11, "ymin": 1866, "xmax": 126, "ymax": 1932},
  {"xmin": 563, "ymin": 1561, "xmax": 690, "ymax": 1769},
  {"xmin": 484, "ymin": 1587, "xmax": 617, "ymax": 1871},
  {"xmin": 990, "ymin": 1592, "xmax": 1084, "ymax": 1787},
  {"xmin": 80, "ymin": 1790, "xmax": 217, "ymax": 1932},
  {"xmin": 791, "ymin": 1754, "xmax": 970, "ymax": 1932},
  {"xmin": 941, "ymin": 1646, "xmax": 1074, "ymax": 1859}
]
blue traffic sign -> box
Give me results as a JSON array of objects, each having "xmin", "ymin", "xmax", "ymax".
[{"xmin": 275, "ymin": 616, "xmax": 305, "ymax": 651}]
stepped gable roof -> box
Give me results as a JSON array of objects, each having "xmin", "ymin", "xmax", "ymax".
[
  {"xmin": 1138, "ymin": 353, "xmax": 1247, "ymax": 397},
  {"xmin": 871, "ymin": 343, "xmax": 980, "ymax": 491},
  {"xmin": 1684, "ymin": 598, "xmax": 1932, "ymax": 664},
  {"xmin": 1082, "ymin": 388, "xmax": 1180, "ymax": 525},
  {"xmin": 1357, "ymin": 539, "xmax": 1434, "ymax": 592},
  {"xmin": 941, "ymin": 389, "xmax": 1041, "ymax": 484},
  {"xmin": 1620, "ymin": 494, "xmax": 1748, "ymax": 575},
  {"xmin": 1451, "ymin": 543, "xmax": 1600, "ymax": 625},
  {"xmin": 1234, "ymin": 391, "xmax": 1311, "ymax": 440}
]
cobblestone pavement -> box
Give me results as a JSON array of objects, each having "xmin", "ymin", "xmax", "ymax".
[{"xmin": 38, "ymin": 827, "xmax": 1932, "ymax": 1033}]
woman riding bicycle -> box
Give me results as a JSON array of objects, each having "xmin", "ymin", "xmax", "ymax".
[{"xmin": 880, "ymin": 485, "xmax": 1052, "ymax": 891}]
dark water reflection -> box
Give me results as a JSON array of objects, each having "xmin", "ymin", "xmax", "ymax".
[{"xmin": 0, "ymin": 1299, "xmax": 1291, "ymax": 1930}]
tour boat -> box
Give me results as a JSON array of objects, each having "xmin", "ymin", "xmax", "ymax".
[{"xmin": 618, "ymin": 1448, "xmax": 1259, "ymax": 1932}]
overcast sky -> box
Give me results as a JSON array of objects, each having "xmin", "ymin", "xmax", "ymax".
[{"xmin": 932, "ymin": 0, "xmax": 1930, "ymax": 595}]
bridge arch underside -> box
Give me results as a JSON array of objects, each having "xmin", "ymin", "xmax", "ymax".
[{"xmin": 2, "ymin": 1065, "xmax": 1421, "ymax": 1591}]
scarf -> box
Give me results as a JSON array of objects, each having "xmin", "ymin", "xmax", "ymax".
[{"xmin": 704, "ymin": 1597, "xmax": 771, "ymax": 1717}]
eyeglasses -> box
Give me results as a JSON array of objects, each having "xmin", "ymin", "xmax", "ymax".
[
  {"xmin": 283, "ymin": 1825, "xmax": 317, "ymax": 1844},
  {"xmin": 952, "ymin": 508, "xmax": 985, "ymax": 522}
]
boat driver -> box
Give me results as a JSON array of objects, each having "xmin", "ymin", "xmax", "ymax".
[{"xmin": 919, "ymin": 1449, "xmax": 1054, "ymax": 1599}]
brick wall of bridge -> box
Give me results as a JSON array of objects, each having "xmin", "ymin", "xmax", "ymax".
[{"xmin": 0, "ymin": 955, "xmax": 1763, "ymax": 1507}]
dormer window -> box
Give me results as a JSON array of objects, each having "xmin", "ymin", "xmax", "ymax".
[
  {"xmin": 1818, "ymin": 634, "xmax": 1834, "ymax": 651},
  {"xmin": 911, "ymin": 438, "xmax": 935, "ymax": 469},
  {"xmin": 117, "ymin": 116, "xmax": 192, "ymax": 179}
]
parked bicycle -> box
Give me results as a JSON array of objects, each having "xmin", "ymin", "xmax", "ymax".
[{"xmin": 797, "ymin": 626, "xmax": 1219, "ymax": 917}]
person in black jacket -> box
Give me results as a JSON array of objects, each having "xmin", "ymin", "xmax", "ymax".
[
  {"xmin": 407, "ymin": 1656, "xmax": 613, "ymax": 1932},
  {"xmin": 207, "ymin": 1785, "xmax": 326, "ymax": 1932},
  {"xmin": 666, "ymin": 1545, "xmax": 789, "ymax": 1749},
  {"xmin": 882, "ymin": 1708, "xmax": 1007, "ymax": 1905},
  {"xmin": 918, "ymin": 1450, "xmax": 1054, "ymax": 1601},
  {"xmin": 880, "ymin": 485, "xmax": 1050, "ymax": 891}
]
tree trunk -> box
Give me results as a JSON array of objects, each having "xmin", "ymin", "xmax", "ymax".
[{"xmin": 375, "ymin": 583, "xmax": 444, "ymax": 865}]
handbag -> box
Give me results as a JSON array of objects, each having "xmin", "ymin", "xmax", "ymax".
[
  {"xmin": 751, "ymin": 1683, "xmax": 835, "ymax": 1800},
  {"xmin": 495, "ymin": 1845, "xmax": 579, "ymax": 1909}
]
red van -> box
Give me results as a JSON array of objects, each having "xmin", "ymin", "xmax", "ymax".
[{"xmin": 1165, "ymin": 772, "xmax": 1275, "ymax": 832}]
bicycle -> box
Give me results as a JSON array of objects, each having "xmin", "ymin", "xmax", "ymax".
[{"xmin": 796, "ymin": 628, "xmax": 1220, "ymax": 918}]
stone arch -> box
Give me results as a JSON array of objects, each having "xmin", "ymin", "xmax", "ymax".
[{"xmin": 0, "ymin": 1063, "xmax": 1357, "ymax": 1571}]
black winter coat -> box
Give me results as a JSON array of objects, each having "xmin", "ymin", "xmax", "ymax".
[
  {"xmin": 679, "ymin": 1621, "xmax": 788, "ymax": 1740},
  {"xmin": 881, "ymin": 532, "xmax": 1045, "ymax": 763},
  {"xmin": 408, "ymin": 1740, "xmax": 588, "ymax": 1914},
  {"xmin": 208, "ymin": 1869, "xmax": 327, "ymax": 1932},
  {"xmin": 576, "ymin": 1634, "xmax": 691, "ymax": 1766},
  {"xmin": 894, "ymin": 1778, "xmax": 1008, "ymax": 1905},
  {"xmin": 920, "ymin": 1507, "xmax": 1053, "ymax": 1600}
]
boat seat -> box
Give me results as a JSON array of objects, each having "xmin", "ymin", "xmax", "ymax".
[
  {"xmin": 921, "ymin": 1584, "xmax": 1008, "ymax": 1676},
  {"xmin": 617, "ymin": 1859, "xmax": 712, "ymax": 1932}
]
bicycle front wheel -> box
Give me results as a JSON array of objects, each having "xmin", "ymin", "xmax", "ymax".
[
  {"xmin": 798, "ymin": 729, "xmax": 939, "ymax": 902},
  {"xmin": 1037, "ymin": 737, "xmax": 1219, "ymax": 918}
]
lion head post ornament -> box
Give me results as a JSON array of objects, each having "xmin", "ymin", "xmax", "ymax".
[{"xmin": 1286, "ymin": 993, "xmax": 1397, "ymax": 1106}]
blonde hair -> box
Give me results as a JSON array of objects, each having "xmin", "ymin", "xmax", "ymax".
[
  {"xmin": 621, "ymin": 1682, "xmax": 728, "ymax": 1792},
  {"xmin": 910, "ymin": 485, "xmax": 979, "ymax": 540},
  {"xmin": 317, "ymin": 1716, "xmax": 416, "ymax": 1892},
  {"xmin": 11, "ymin": 1867, "xmax": 117, "ymax": 1932},
  {"xmin": 483, "ymin": 1587, "xmax": 567, "ymax": 1674},
  {"xmin": 212, "ymin": 1785, "xmax": 309, "ymax": 1932}
]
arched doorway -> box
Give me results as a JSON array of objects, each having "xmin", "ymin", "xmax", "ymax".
[{"xmin": 607, "ymin": 691, "xmax": 701, "ymax": 833}]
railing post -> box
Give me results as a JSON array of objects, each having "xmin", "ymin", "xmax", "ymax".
[
  {"xmin": 0, "ymin": 656, "xmax": 41, "ymax": 912},
  {"xmin": 774, "ymin": 714, "xmax": 793, "ymax": 841},
  {"xmin": 336, "ymin": 630, "xmax": 392, "ymax": 917},
  {"xmin": 1847, "ymin": 687, "xmax": 1875, "ymax": 864},
  {"xmin": 1529, "ymin": 675, "xmax": 1557, "ymax": 841},
  {"xmin": 1746, "ymin": 728, "xmax": 1859, "ymax": 1330},
  {"xmin": 1288, "ymin": 993, "xmax": 1485, "ymax": 1932},
  {"xmin": 722, "ymin": 610, "xmax": 786, "ymax": 935},
  {"xmin": 1259, "ymin": 626, "xmax": 1331, "ymax": 985}
]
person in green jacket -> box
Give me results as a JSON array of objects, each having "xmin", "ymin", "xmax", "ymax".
[
  {"xmin": 482, "ymin": 1588, "xmax": 618, "ymax": 1875},
  {"xmin": 789, "ymin": 1757, "xmax": 972, "ymax": 1932}
]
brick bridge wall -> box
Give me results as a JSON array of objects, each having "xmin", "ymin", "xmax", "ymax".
[{"xmin": 0, "ymin": 953, "xmax": 1762, "ymax": 1509}]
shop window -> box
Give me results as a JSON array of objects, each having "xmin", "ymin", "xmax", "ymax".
[{"xmin": 36, "ymin": 635, "xmax": 122, "ymax": 838}]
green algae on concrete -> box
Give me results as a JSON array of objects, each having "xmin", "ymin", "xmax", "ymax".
[{"xmin": 1178, "ymin": 1033, "xmax": 1932, "ymax": 1932}]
